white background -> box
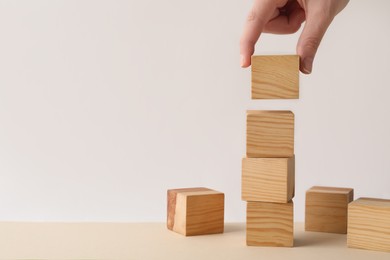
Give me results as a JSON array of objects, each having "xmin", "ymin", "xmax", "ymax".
[{"xmin": 0, "ymin": 0, "xmax": 389, "ymax": 222}]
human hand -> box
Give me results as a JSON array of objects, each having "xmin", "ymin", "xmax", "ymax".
[{"xmin": 240, "ymin": 0, "xmax": 349, "ymax": 74}]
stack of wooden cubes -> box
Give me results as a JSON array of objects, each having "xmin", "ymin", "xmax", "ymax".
[{"xmin": 242, "ymin": 55, "xmax": 299, "ymax": 247}]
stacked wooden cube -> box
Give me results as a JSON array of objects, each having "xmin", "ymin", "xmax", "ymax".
[{"xmin": 242, "ymin": 55, "xmax": 299, "ymax": 247}]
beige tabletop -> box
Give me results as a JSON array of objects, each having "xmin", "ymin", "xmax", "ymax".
[{"xmin": 0, "ymin": 222, "xmax": 388, "ymax": 259}]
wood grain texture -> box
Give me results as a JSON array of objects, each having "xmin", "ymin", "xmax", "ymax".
[
  {"xmin": 246, "ymin": 110, "xmax": 294, "ymax": 158},
  {"xmin": 251, "ymin": 55, "xmax": 299, "ymax": 99},
  {"xmin": 348, "ymin": 197, "xmax": 390, "ymax": 252},
  {"xmin": 247, "ymin": 201, "xmax": 294, "ymax": 247},
  {"xmin": 242, "ymin": 157, "xmax": 294, "ymax": 203},
  {"xmin": 305, "ymin": 186, "xmax": 354, "ymax": 234},
  {"xmin": 167, "ymin": 187, "xmax": 210, "ymax": 231},
  {"xmin": 167, "ymin": 188, "xmax": 224, "ymax": 236}
]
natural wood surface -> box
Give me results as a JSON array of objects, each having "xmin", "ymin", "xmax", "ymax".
[
  {"xmin": 242, "ymin": 157, "xmax": 294, "ymax": 203},
  {"xmin": 167, "ymin": 187, "xmax": 209, "ymax": 230},
  {"xmin": 247, "ymin": 201, "xmax": 294, "ymax": 247},
  {"xmin": 251, "ymin": 55, "xmax": 299, "ymax": 99},
  {"xmin": 305, "ymin": 186, "xmax": 353, "ymax": 234},
  {"xmin": 348, "ymin": 197, "xmax": 390, "ymax": 252},
  {"xmin": 246, "ymin": 110, "xmax": 294, "ymax": 158},
  {"xmin": 167, "ymin": 187, "xmax": 224, "ymax": 236}
]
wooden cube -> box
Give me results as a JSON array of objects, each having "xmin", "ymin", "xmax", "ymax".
[
  {"xmin": 348, "ymin": 197, "xmax": 390, "ymax": 252},
  {"xmin": 167, "ymin": 187, "xmax": 224, "ymax": 236},
  {"xmin": 305, "ymin": 186, "xmax": 354, "ymax": 234},
  {"xmin": 246, "ymin": 110, "xmax": 294, "ymax": 158},
  {"xmin": 242, "ymin": 157, "xmax": 294, "ymax": 203},
  {"xmin": 251, "ymin": 55, "xmax": 299, "ymax": 99},
  {"xmin": 247, "ymin": 201, "xmax": 294, "ymax": 247}
]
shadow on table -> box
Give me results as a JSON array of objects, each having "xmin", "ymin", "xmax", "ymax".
[
  {"xmin": 294, "ymin": 231, "xmax": 347, "ymax": 247},
  {"xmin": 224, "ymin": 224, "xmax": 245, "ymax": 234}
]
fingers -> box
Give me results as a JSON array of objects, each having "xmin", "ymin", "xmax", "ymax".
[
  {"xmin": 296, "ymin": 13, "xmax": 332, "ymax": 74},
  {"xmin": 240, "ymin": 0, "xmax": 343, "ymax": 73},
  {"xmin": 263, "ymin": 5, "xmax": 305, "ymax": 34},
  {"xmin": 240, "ymin": 0, "xmax": 278, "ymax": 67}
]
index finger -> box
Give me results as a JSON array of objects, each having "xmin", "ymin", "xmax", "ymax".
[{"xmin": 240, "ymin": 0, "xmax": 278, "ymax": 67}]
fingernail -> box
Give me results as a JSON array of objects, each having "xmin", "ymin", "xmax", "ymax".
[
  {"xmin": 240, "ymin": 55, "xmax": 245, "ymax": 67},
  {"xmin": 303, "ymin": 57, "xmax": 313, "ymax": 74}
]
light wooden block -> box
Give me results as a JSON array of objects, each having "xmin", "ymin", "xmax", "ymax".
[
  {"xmin": 242, "ymin": 157, "xmax": 294, "ymax": 203},
  {"xmin": 251, "ymin": 55, "xmax": 299, "ymax": 99},
  {"xmin": 246, "ymin": 110, "xmax": 294, "ymax": 158},
  {"xmin": 247, "ymin": 201, "xmax": 294, "ymax": 247},
  {"xmin": 167, "ymin": 187, "xmax": 224, "ymax": 236},
  {"xmin": 305, "ymin": 186, "xmax": 354, "ymax": 234},
  {"xmin": 348, "ymin": 197, "xmax": 390, "ymax": 252}
]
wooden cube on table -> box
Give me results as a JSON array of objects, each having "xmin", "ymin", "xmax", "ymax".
[
  {"xmin": 246, "ymin": 110, "xmax": 294, "ymax": 158},
  {"xmin": 305, "ymin": 186, "xmax": 354, "ymax": 234},
  {"xmin": 348, "ymin": 197, "xmax": 390, "ymax": 252},
  {"xmin": 242, "ymin": 156, "xmax": 295, "ymax": 203},
  {"xmin": 247, "ymin": 201, "xmax": 294, "ymax": 247},
  {"xmin": 167, "ymin": 187, "xmax": 224, "ymax": 236},
  {"xmin": 251, "ymin": 55, "xmax": 299, "ymax": 99}
]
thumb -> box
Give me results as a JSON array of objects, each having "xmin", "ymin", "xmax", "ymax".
[{"xmin": 297, "ymin": 15, "xmax": 332, "ymax": 74}]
